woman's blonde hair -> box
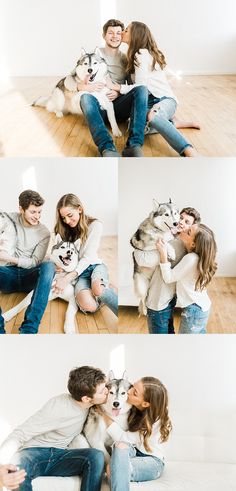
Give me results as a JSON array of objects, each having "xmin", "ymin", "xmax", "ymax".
[
  {"xmin": 126, "ymin": 21, "xmax": 166, "ymax": 74},
  {"xmin": 54, "ymin": 193, "xmax": 95, "ymax": 244},
  {"xmin": 194, "ymin": 223, "xmax": 217, "ymax": 290},
  {"xmin": 128, "ymin": 377, "xmax": 172, "ymax": 452}
]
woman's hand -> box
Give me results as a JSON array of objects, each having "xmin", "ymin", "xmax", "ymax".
[
  {"xmin": 0, "ymin": 464, "xmax": 26, "ymax": 489},
  {"xmin": 105, "ymin": 75, "xmax": 120, "ymax": 92},
  {"xmin": 156, "ymin": 239, "xmax": 168, "ymax": 263},
  {"xmin": 106, "ymin": 463, "xmax": 111, "ymax": 479},
  {"xmin": 106, "ymin": 89, "xmax": 119, "ymax": 101}
]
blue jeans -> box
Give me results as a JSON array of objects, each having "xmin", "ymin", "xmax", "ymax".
[
  {"xmin": 12, "ymin": 447, "xmax": 104, "ymax": 491},
  {"xmin": 110, "ymin": 444, "xmax": 164, "ymax": 491},
  {"xmin": 146, "ymin": 95, "xmax": 192, "ymax": 155},
  {"xmin": 147, "ymin": 296, "xmax": 176, "ymax": 334},
  {"xmin": 179, "ymin": 303, "xmax": 209, "ymax": 334},
  {"xmin": 0, "ymin": 262, "xmax": 55, "ymax": 334},
  {"xmin": 75, "ymin": 264, "xmax": 118, "ymax": 316},
  {"xmin": 80, "ymin": 86, "xmax": 148, "ymax": 154}
]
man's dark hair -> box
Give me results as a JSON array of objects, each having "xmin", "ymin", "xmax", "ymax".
[
  {"xmin": 103, "ymin": 19, "xmax": 124, "ymax": 35},
  {"xmin": 180, "ymin": 207, "xmax": 201, "ymax": 224},
  {"xmin": 68, "ymin": 366, "xmax": 106, "ymax": 401},
  {"xmin": 19, "ymin": 190, "xmax": 44, "ymax": 210}
]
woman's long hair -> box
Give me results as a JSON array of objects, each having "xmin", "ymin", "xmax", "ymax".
[
  {"xmin": 128, "ymin": 377, "xmax": 172, "ymax": 452},
  {"xmin": 54, "ymin": 194, "xmax": 96, "ymax": 244},
  {"xmin": 194, "ymin": 224, "xmax": 217, "ymax": 290},
  {"xmin": 126, "ymin": 21, "xmax": 166, "ymax": 74}
]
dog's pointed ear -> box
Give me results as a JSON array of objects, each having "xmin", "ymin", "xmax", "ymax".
[
  {"xmin": 153, "ymin": 198, "xmax": 159, "ymax": 211},
  {"xmin": 108, "ymin": 370, "xmax": 115, "ymax": 381},
  {"xmin": 169, "ymin": 197, "xmax": 172, "ymax": 204},
  {"xmin": 55, "ymin": 233, "xmax": 62, "ymax": 245},
  {"xmin": 74, "ymin": 238, "xmax": 81, "ymax": 251},
  {"xmin": 81, "ymin": 47, "xmax": 87, "ymax": 57},
  {"xmin": 94, "ymin": 46, "xmax": 102, "ymax": 58},
  {"xmin": 122, "ymin": 370, "xmax": 128, "ymax": 380}
]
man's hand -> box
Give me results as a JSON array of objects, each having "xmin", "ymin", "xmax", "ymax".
[
  {"xmin": 105, "ymin": 75, "xmax": 120, "ymax": 92},
  {"xmin": 106, "ymin": 90, "xmax": 119, "ymax": 101},
  {"xmin": 0, "ymin": 464, "xmax": 26, "ymax": 489},
  {"xmin": 0, "ymin": 251, "xmax": 18, "ymax": 264}
]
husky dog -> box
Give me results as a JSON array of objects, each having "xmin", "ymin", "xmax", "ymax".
[
  {"xmin": 131, "ymin": 199, "xmax": 180, "ymax": 315},
  {"xmin": 3, "ymin": 235, "xmax": 81, "ymax": 334},
  {"xmin": 33, "ymin": 47, "xmax": 122, "ymax": 137},
  {"xmin": 70, "ymin": 371, "xmax": 132, "ymax": 463},
  {"xmin": 0, "ymin": 212, "xmax": 17, "ymax": 266}
]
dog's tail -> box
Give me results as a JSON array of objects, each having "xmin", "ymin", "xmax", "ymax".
[
  {"xmin": 32, "ymin": 96, "xmax": 49, "ymax": 108},
  {"xmin": 3, "ymin": 291, "xmax": 33, "ymax": 322}
]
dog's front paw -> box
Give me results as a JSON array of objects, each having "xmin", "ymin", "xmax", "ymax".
[
  {"xmin": 56, "ymin": 111, "xmax": 64, "ymax": 118},
  {"xmin": 64, "ymin": 323, "xmax": 76, "ymax": 334},
  {"xmin": 112, "ymin": 128, "xmax": 122, "ymax": 137}
]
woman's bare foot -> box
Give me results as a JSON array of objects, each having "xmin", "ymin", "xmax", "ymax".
[
  {"xmin": 183, "ymin": 146, "xmax": 199, "ymax": 157},
  {"xmin": 173, "ymin": 117, "xmax": 201, "ymax": 130}
]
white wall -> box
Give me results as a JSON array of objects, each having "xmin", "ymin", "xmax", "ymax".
[
  {"xmin": 0, "ymin": 335, "xmax": 236, "ymax": 462},
  {"xmin": 0, "ymin": 158, "xmax": 118, "ymax": 234},
  {"xmin": 119, "ymin": 158, "xmax": 236, "ymax": 303},
  {"xmin": 1, "ymin": 0, "xmax": 236, "ymax": 76}
]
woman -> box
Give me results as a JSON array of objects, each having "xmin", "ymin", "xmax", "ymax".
[
  {"xmin": 97, "ymin": 377, "xmax": 171, "ymax": 490},
  {"xmin": 107, "ymin": 21, "xmax": 198, "ymax": 157},
  {"xmin": 53, "ymin": 193, "xmax": 118, "ymax": 316},
  {"xmin": 156, "ymin": 223, "xmax": 217, "ymax": 333}
]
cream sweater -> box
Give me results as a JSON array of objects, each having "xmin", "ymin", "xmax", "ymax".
[
  {"xmin": 160, "ymin": 252, "xmax": 211, "ymax": 311},
  {"xmin": 0, "ymin": 394, "xmax": 88, "ymax": 464},
  {"xmin": 120, "ymin": 48, "xmax": 176, "ymax": 101}
]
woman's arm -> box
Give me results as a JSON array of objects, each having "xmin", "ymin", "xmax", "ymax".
[
  {"xmin": 75, "ymin": 220, "xmax": 103, "ymax": 277},
  {"xmin": 160, "ymin": 253, "xmax": 198, "ymax": 284},
  {"xmin": 107, "ymin": 49, "xmax": 151, "ymax": 95}
]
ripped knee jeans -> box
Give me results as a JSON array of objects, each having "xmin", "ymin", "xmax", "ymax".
[
  {"xmin": 179, "ymin": 303, "xmax": 209, "ymax": 334},
  {"xmin": 110, "ymin": 443, "xmax": 164, "ymax": 491}
]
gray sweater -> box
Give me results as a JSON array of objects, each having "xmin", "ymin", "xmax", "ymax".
[
  {"xmin": 0, "ymin": 394, "xmax": 88, "ymax": 463},
  {"xmin": 7, "ymin": 212, "xmax": 50, "ymax": 268}
]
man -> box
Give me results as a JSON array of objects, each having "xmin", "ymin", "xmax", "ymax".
[
  {"xmin": 0, "ymin": 190, "xmax": 55, "ymax": 334},
  {"xmin": 0, "ymin": 366, "xmax": 108, "ymax": 491},
  {"xmin": 146, "ymin": 207, "xmax": 201, "ymax": 334},
  {"xmin": 79, "ymin": 19, "xmax": 148, "ymax": 157}
]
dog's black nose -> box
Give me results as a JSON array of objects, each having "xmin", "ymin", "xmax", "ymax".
[
  {"xmin": 113, "ymin": 401, "xmax": 120, "ymax": 408},
  {"xmin": 67, "ymin": 250, "xmax": 72, "ymax": 255},
  {"xmin": 88, "ymin": 68, "xmax": 93, "ymax": 73},
  {"xmin": 173, "ymin": 222, "xmax": 178, "ymax": 226}
]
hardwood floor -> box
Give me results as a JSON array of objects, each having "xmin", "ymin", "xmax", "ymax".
[
  {"xmin": 118, "ymin": 277, "xmax": 236, "ymax": 334},
  {"xmin": 0, "ymin": 236, "xmax": 117, "ymax": 334},
  {"xmin": 0, "ymin": 75, "xmax": 236, "ymax": 157}
]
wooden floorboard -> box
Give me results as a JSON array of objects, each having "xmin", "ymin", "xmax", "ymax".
[
  {"xmin": 0, "ymin": 236, "xmax": 117, "ymax": 334},
  {"xmin": 0, "ymin": 75, "xmax": 236, "ymax": 157},
  {"xmin": 118, "ymin": 277, "xmax": 236, "ymax": 334}
]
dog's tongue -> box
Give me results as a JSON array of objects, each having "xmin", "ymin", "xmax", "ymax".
[
  {"xmin": 112, "ymin": 408, "xmax": 120, "ymax": 417},
  {"xmin": 171, "ymin": 226, "xmax": 179, "ymax": 235}
]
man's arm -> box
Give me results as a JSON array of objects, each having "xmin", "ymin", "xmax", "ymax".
[
  {"xmin": 17, "ymin": 235, "xmax": 50, "ymax": 269},
  {"xmin": 0, "ymin": 397, "xmax": 58, "ymax": 463}
]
